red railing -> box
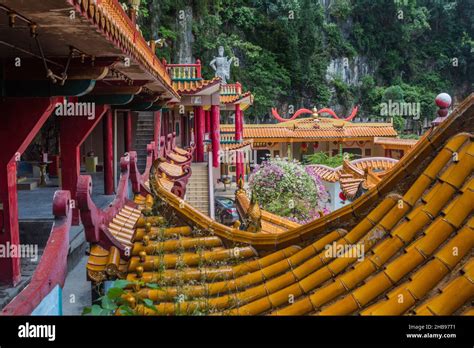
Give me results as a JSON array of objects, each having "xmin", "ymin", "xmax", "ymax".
[
  {"xmin": 129, "ymin": 144, "xmax": 155, "ymax": 196},
  {"xmin": 77, "ymin": 154, "xmax": 136, "ymax": 258},
  {"xmin": 1, "ymin": 191, "xmax": 72, "ymax": 315}
]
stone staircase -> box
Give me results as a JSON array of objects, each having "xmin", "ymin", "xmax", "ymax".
[
  {"xmin": 185, "ymin": 163, "xmax": 210, "ymax": 215},
  {"xmin": 134, "ymin": 111, "xmax": 155, "ymax": 172}
]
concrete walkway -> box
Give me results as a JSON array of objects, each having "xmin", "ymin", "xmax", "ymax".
[
  {"xmin": 214, "ymin": 180, "xmax": 250, "ymax": 199},
  {"xmin": 62, "ymin": 255, "xmax": 91, "ymax": 315},
  {"xmin": 18, "ymin": 171, "xmax": 115, "ymax": 219}
]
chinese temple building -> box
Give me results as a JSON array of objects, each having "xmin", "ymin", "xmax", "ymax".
[
  {"xmin": 0, "ymin": 0, "xmax": 472, "ymax": 320},
  {"xmin": 218, "ymin": 115, "xmax": 418, "ymax": 182}
]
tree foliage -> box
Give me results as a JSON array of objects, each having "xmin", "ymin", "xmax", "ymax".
[{"xmin": 138, "ymin": 0, "xmax": 473, "ymax": 124}]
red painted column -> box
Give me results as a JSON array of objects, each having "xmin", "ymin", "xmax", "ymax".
[
  {"xmin": 235, "ymin": 150, "xmax": 242, "ymax": 183},
  {"xmin": 60, "ymin": 104, "xmax": 109, "ymax": 225},
  {"xmin": 239, "ymin": 108, "xmax": 246, "ymax": 179},
  {"xmin": 124, "ymin": 110, "xmax": 133, "ymax": 152},
  {"xmin": 234, "ymin": 105, "xmax": 245, "ymax": 180},
  {"xmin": 210, "ymin": 105, "xmax": 220, "ymax": 168},
  {"xmin": 235, "ymin": 103, "xmax": 242, "ymax": 141},
  {"xmin": 0, "ymin": 162, "xmax": 20, "ymax": 286},
  {"xmin": 194, "ymin": 106, "xmax": 205, "ymax": 162},
  {"xmin": 0, "ymin": 97, "xmax": 61, "ymax": 285},
  {"xmin": 154, "ymin": 110, "xmax": 161, "ymax": 145},
  {"xmin": 180, "ymin": 113, "xmax": 185, "ymax": 147},
  {"xmin": 163, "ymin": 110, "xmax": 169, "ymax": 137},
  {"xmin": 205, "ymin": 110, "xmax": 211, "ymax": 134},
  {"xmin": 103, "ymin": 108, "xmax": 114, "ymax": 195}
]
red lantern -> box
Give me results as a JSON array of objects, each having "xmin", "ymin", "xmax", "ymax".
[
  {"xmin": 339, "ymin": 192, "xmax": 347, "ymax": 201},
  {"xmin": 301, "ymin": 142, "xmax": 308, "ymax": 153},
  {"xmin": 313, "ymin": 142, "xmax": 319, "ymax": 150}
]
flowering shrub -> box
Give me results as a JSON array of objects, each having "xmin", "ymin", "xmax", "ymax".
[{"xmin": 248, "ymin": 157, "xmax": 330, "ymax": 223}]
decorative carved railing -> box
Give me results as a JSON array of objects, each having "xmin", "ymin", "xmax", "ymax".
[
  {"xmin": 165, "ymin": 60, "xmax": 202, "ymax": 80},
  {"xmin": 77, "ymin": 154, "xmax": 135, "ymax": 258},
  {"xmin": 221, "ymin": 82, "xmax": 242, "ymax": 95},
  {"xmin": 1, "ymin": 191, "xmax": 72, "ymax": 315},
  {"xmin": 130, "ymin": 148, "xmax": 154, "ymax": 195}
]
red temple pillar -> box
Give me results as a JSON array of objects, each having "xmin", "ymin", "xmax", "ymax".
[
  {"xmin": 0, "ymin": 97, "xmax": 61, "ymax": 285},
  {"xmin": 154, "ymin": 110, "xmax": 161, "ymax": 145},
  {"xmin": 205, "ymin": 110, "xmax": 211, "ymax": 134},
  {"xmin": 169, "ymin": 112, "xmax": 174, "ymax": 133},
  {"xmin": 103, "ymin": 108, "xmax": 114, "ymax": 195},
  {"xmin": 154, "ymin": 110, "xmax": 161, "ymax": 157},
  {"xmin": 235, "ymin": 106, "xmax": 245, "ymax": 180},
  {"xmin": 235, "ymin": 150, "xmax": 244, "ymax": 183},
  {"xmin": 194, "ymin": 106, "xmax": 205, "ymax": 162},
  {"xmin": 235, "ymin": 150, "xmax": 240, "ymax": 183},
  {"xmin": 60, "ymin": 104, "xmax": 109, "ymax": 225},
  {"xmin": 124, "ymin": 110, "xmax": 133, "ymax": 152},
  {"xmin": 180, "ymin": 113, "xmax": 186, "ymax": 147},
  {"xmin": 163, "ymin": 110, "xmax": 169, "ymax": 137},
  {"xmin": 210, "ymin": 105, "xmax": 220, "ymax": 168},
  {"xmin": 235, "ymin": 104, "xmax": 242, "ymax": 141}
]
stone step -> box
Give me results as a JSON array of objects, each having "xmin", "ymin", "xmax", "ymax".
[
  {"xmin": 188, "ymin": 176, "xmax": 208, "ymax": 181},
  {"xmin": 188, "ymin": 182, "xmax": 209, "ymax": 187},
  {"xmin": 187, "ymin": 194, "xmax": 209, "ymax": 199},
  {"xmin": 17, "ymin": 180, "xmax": 38, "ymax": 191},
  {"xmin": 187, "ymin": 196, "xmax": 209, "ymax": 202},
  {"xmin": 188, "ymin": 185, "xmax": 209, "ymax": 190}
]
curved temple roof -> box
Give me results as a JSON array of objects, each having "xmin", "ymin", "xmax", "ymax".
[
  {"xmin": 220, "ymin": 117, "xmax": 398, "ymax": 141},
  {"xmin": 87, "ymin": 94, "xmax": 474, "ymax": 315}
]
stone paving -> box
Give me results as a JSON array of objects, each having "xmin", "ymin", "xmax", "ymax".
[{"xmin": 18, "ymin": 172, "xmax": 115, "ymax": 219}]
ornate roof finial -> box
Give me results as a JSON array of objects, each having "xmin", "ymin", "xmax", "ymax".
[
  {"xmin": 432, "ymin": 93, "xmax": 452, "ymax": 126},
  {"xmin": 246, "ymin": 192, "xmax": 262, "ymax": 233},
  {"xmin": 235, "ymin": 174, "xmax": 246, "ymax": 195}
]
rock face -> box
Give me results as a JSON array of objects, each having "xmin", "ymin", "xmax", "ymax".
[
  {"xmin": 326, "ymin": 56, "xmax": 373, "ymax": 86},
  {"xmin": 175, "ymin": 5, "xmax": 194, "ymax": 64}
]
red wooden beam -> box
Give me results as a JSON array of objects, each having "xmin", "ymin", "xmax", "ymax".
[
  {"xmin": 59, "ymin": 104, "xmax": 109, "ymax": 225},
  {"xmin": 0, "ymin": 97, "xmax": 62, "ymax": 285},
  {"xmin": 1, "ymin": 190, "xmax": 72, "ymax": 315},
  {"xmin": 103, "ymin": 109, "xmax": 114, "ymax": 195}
]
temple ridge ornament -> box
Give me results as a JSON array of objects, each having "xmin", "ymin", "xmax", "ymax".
[
  {"xmin": 210, "ymin": 46, "xmax": 233, "ymax": 85},
  {"xmin": 432, "ymin": 93, "xmax": 452, "ymax": 126},
  {"xmin": 271, "ymin": 105, "xmax": 359, "ymax": 122}
]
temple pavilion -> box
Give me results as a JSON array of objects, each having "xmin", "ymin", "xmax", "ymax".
[{"xmin": 218, "ymin": 114, "xmax": 418, "ymax": 182}]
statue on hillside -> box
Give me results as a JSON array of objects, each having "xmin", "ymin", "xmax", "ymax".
[{"xmin": 210, "ymin": 46, "xmax": 233, "ymax": 84}]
